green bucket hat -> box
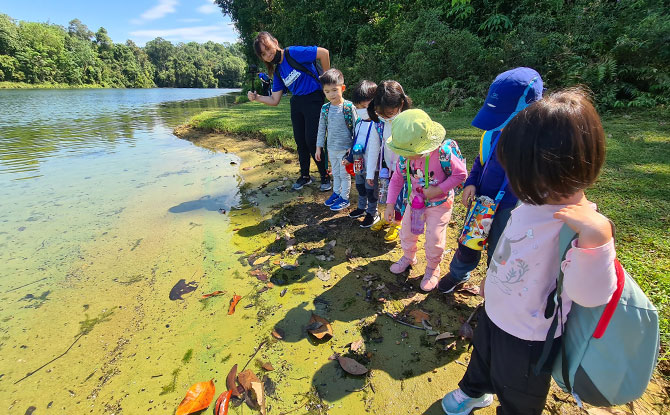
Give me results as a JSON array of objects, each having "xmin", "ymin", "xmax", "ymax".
[{"xmin": 386, "ymin": 109, "xmax": 446, "ymax": 157}]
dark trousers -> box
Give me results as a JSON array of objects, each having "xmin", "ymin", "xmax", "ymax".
[
  {"xmin": 355, "ymin": 171, "xmax": 379, "ymax": 215},
  {"xmin": 290, "ymin": 91, "xmax": 328, "ymax": 179},
  {"xmin": 459, "ymin": 308, "xmax": 559, "ymax": 415},
  {"xmin": 449, "ymin": 206, "xmax": 513, "ymax": 282}
]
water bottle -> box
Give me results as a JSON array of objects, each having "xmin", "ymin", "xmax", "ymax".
[
  {"xmin": 378, "ymin": 167, "xmax": 390, "ymax": 204},
  {"xmin": 352, "ymin": 144, "xmax": 364, "ymax": 174},
  {"xmin": 410, "ymin": 194, "xmax": 426, "ymax": 235}
]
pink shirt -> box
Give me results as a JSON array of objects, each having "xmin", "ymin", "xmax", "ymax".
[
  {"xmin": 485, "ymin": 203, "xmax": 618, "ymax": 341},
  {"xmin": 386, "ymin": 147, "xmax": 467, "ymax": 207}
]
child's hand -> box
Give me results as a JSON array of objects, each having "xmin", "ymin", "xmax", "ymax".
[
  {"xmin": 422, "ymin": 186, "xmax": 443, "ymax": 200},
  {"xmin": 366, "ymin": 179, "xmax": 374, "ymax": 187},
  {"xmin": 554, "ymin": 203, "xmax": 612, "ymax": 249},
  {"xmin": 342, "ymin": 159, "xmax": 350, "ymax": 166},
  {"xmin": 315, "ymin": 147, "xmax": 322, "ymax": 162},
  {"xmin": 385, "ymin": 205, "xmax": 395, "ymax": 223},
  {"xmin": 461, "ymin": 185, "xmax": 476, "ymax": 207}
]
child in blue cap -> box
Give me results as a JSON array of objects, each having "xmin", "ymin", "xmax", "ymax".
[{"xmin": 437, "ymin": 67, "xmax": 544, "ymax": 294}]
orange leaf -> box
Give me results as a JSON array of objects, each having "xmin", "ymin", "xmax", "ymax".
[
  {"xmin": 261, "ymin": 362, "xmax": 274, "ymax": 371},
  {"xmin": 408, "ymin": 309, "xmax": 430, "ymax": 325},
  {"xmin": 228, "ymin": 295, "xmax": 242, "ymax": 315},
  {"xmin": 307, "ymin": 313, "xmax": 333, "ymax": 339},
  {"xmin": 214, "ymin": 390, "xmax": 233, "ymax": 415},
  {"xmin": 202, "ymin": 290, "xmax": 226, "ymax": 299},
  {"xmin": 175, "ymin": 379, "xmax": 215, "ymax": 415}
]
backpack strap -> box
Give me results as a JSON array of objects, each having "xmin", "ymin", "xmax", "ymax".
[
  {"xmin": 343, "ymin": 101, "xmax": 355, "ymax": 133},
  {"xmin": 284, "ymin": 47, "xmax": 320, "ymax": 83},
  {"xmin": 439, "ymin": 139, "xmax": 466, "ymax": 192}
]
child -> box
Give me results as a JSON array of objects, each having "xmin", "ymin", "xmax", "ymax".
[
  {"xmin": 368, "ymin": 80, "xmax": 412, "ymax": 241},
  {"xmin": 437, "ymin": 67, "xmax": 544, "ymax": 294},
  {"xmin": 384, "ymin": 109, "xmax": 467, "ymax": 291},
  {"xmin": 441, "ymin": 89, "xmax": 617, "ymax": 415},
  {"xmin": 345, "ymin": 80, "xmax": 383, "ymax": 227},
  {"xmin": 315, "ymin": 68, "xmax": 357, "ymax": 211}
]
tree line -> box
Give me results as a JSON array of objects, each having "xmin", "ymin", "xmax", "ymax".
[
  {"xmin": 0, "ymin": 14, "xmax": 246, "ymax": 88},
  {"xmin": 217, "ymin": 0, "xmax": 669, "ymax": 110}
]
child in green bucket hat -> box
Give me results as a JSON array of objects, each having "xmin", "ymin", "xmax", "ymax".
[{"xmin": 385, "ymin": 109, "xmax": 468, "ymax": 291}]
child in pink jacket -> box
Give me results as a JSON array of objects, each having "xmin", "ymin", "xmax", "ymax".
[{"xmin": 384, "ymin": 109, "xmax": 467, "ymax": 291}]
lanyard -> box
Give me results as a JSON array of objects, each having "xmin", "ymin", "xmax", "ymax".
[
  {"xmin": 355, "ymin": 121, "xmax": 373, "ymax": 153},
  {"xmin": 406, "ymin": 154, "xmax": 430, "ymax": 204}
]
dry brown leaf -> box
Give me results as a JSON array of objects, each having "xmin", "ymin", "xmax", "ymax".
[
  {"xmin": 253, "ymin": 255, "xmax": 271, "ymax": 265},
  {"xmin": 435, "ymin": 332, "xmax": 455, "ymax": 342},
  {"xmin": 175, "ymin": 379, "xmax": 216, "ymax": 415},
  {"xmin": 271, "ymin": 328, "xmax": 284, "ymax": 340},
  {"xmin": 237, "ymin": 369, "xmax": 260, "ymax": 391},
  {"xmin": 261, "ymin": 362, "xmax": 274, "ymax": 371},
  {"xmin": 307, "ymin": 313, "xmax": 333, "ymax": 339},
  {"xmin": 456, "ymin": 284, "xmax": 480, "ymax": 296},
  {"xmin": 226, "ymin": 365, "xmax": 239, "ymax": 397},
  {"xmin": 337, "ymin": 356, "xmax": 368, "ymax": 375},
  {"xmin": 249, "ymin": 381, "xmax": 266, "ymax": 415},
  {"xmin": 350, "ymin": 339, "xmax": 364, "ymax": 352},
  {"xmin": 409, "ymin": 309, "xmax": 430, "ymax": 325}
]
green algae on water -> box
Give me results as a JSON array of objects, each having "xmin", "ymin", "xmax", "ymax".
[
  {"xmin": 182, "ymin": 349, "xmax": 194, "ymax": 363},
  {"xmin": 78, "ymin": 308, "xmax": 115, "ymax": 336},
  {"xmin": 159, "ymin": 368, "xmax": 181, "ymax": 395}
]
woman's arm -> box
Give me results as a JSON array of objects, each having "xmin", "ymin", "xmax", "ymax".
[
  {"xmin": 248, "ymin": 89, "xmax": 283, "ymax": 106},
  {"xmin": 316, "ymin": 47, "xmax": 330, "ymax": 71}
]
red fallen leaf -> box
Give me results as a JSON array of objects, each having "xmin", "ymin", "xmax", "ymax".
[
  {"xmin": 175, "ymin": 379, "xmax": 215, "ymax": 415},
  {"xmin": 271, "ymin": 328, "xmax": 284, "ymax": 340},
  {"xmin": 226, "ymin": 365, "xmax": 239, "ymax": 397},
  {"xmin": 228, "ymin": 295, "xmax": 242, "ymax": 315},
  {"xmin": 307, "ymin": 314, "xmax": 333, "ymax": 340},
  {"xmin": 337, "ymin": 356, "xmax": 368, "ymax": 375},
  {"xmin": 201, "ymin": 290, "xmax": 226, "ymax": 299},
  {"xmin": 214, "ymin": 390, "xmax": 233, "ymax": 415},
  {"xmin": 237, "ymin": 369, "xmax": 260, "ymax": 391}
]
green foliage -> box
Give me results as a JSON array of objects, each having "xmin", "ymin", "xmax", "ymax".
[
  {"xmin": 219, "ymin": 0, "xmax": 669, "ymax": 110},
  {"xmin": 0, "ymin": 14, "xmax": 245, "ymax": 89}
]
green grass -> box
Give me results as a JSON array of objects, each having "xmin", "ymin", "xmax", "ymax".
[{"xmin": 186, "ymin": 99, "xmax": 670, "ymax": 354}]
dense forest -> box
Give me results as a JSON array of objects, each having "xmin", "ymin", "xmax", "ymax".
[
  {"xmin": 217, "ymin": 0, "xmax": 669, "ymax": 110},
  {"xmin": 0, "ymin": 14, "xmax": 246, "ymax": 88}
]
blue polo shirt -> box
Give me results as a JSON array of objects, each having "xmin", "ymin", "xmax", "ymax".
[{"xmin": 272, "ymin": 46, "xmax": 321, "ymax": 96}]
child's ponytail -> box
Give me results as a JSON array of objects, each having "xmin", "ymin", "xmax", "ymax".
[
  {"xmin": 373, "ymin": 80, "xmax": 412, "ymax": 118},
  {"xmin": 368, "ymin": 101, "xmax": 380, "ymax": 123}
]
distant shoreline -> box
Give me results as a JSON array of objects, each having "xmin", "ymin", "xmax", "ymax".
[{"xmin": 0, "ymin": 81, "xmax": 242, "ymax": 90}]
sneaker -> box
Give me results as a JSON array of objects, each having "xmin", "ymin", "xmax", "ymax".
[
  {"xmin": 441, "ymin": 388, "xmax": 493, "ymax": 415},
  {"xmin": 389, "ymin": 256, "xmax": 417, "ymax": 274},
  {"xmin": 384, "ymin": 223, "xmax": 400, "ymax": 242},
  {"xmin": 360, "ymin": 213, "xmax": 378, "ymax": 228},
  {"xmin": 324, "ymin": 193, "xmax": 340, "ymax": 207},
  {"xmin": 437, "ymin": 272, "xmax": 467, "ymax": 294},
  {"xmin": 349, "ymin": 208, "xmax": 366, "ymax": 218},
  {"xmin": 319, "ymin": 176, "xmax": 332, "ymax": 192},
  {"xmin": 292, "ymin": 176, "xmax": 312, "ymax": 190},
  {"xmin": 330, "ymin": 198, "xmax": 350, "ymax": 211},
  {"xmin": 370, "ymin": 217, "xmax": 389, "ymax": 231},
  {"xmin": 420, "ymin": 265, "xmax": 441, "ymax": 292}
]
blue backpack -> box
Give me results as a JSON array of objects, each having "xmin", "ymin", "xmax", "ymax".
[{"xmin": 535, "ymin": 224, "xmax": 659, "ymax": 407}]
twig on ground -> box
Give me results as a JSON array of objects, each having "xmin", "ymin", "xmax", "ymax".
[
  {"xmin": 241, "ymin": 340, "xmax": 267, "ymax": 371},
  {"xmin": 383, "ymin": 312, "xmax": 424, "ymax": 330}
]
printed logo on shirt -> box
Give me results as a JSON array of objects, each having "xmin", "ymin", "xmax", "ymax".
[
  {"xmin": 282, "ymin": 69, "xmax": 301, "ymax": 87},
  {"xmin": 487, "ymin": 228, "xmax": 532, "ymax": 295}
]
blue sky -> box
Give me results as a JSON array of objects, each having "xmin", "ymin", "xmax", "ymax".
[{"xmin": 1, "ymin": 0, "xmax": 239, "ymax": 45}]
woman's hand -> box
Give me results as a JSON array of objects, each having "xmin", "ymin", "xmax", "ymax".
[
  {"xmin": 385, "ymin": 205, "xmax": 395, "ymax": 223},
  {"xmin": 461, "ymin": 185, "xmax": 476, "ymax": 207},
  {"xmin": 315, "ymin": 147, "xmax": 322, "ymax": 162},
  {"xmin": 247, "ymin": 91, "xmax": 258, "ymax": 101},
  {"xmin": 554, "ymin": 203, "xmax": 612, "ymax": 248},
  {"xmin": 422, "ymin": 186, "xmax": 443, "ymax": 200}
]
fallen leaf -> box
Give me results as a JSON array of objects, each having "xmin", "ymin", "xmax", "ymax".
[
  {"xmin": 435, "ymin": 332, "xmax": 455, "ymax": 342},
  {"xmin": 175, "ymin": 379, "xmax": 215, "ymax": 415},
  {"xmin": 249, "ymin": 381, "xmax": 266, "ymax": 415},
  {"xmin": 315, "ymin": 267, "xmax": 331, "ymax": 281},
  {"xmin": 422, "ymin": 320, "xmax": 433, "ymax": 331},
  {"xmin": 337, "ymin": 356, "xmax": 368, "ymax": 375},
  {"xmin": 242, "ymin": 166, "xmax": 252, "ymax": 171},
  {"xmin": 459, "ymin": 322, "xmax": 474, "ymax": 340},
  {"xmin": 214, "ymin": 390, "xmax": 232, "ymax": 415},
  {"xmin": 445, "ymin": 341, "xmax": 457, "ymax": 351},
  {"xmin": 350, "ymin": 339, "xmax": 364, "ymax": 352},
  {"xmin": 409, "ymin": 309, "xmax": 430, "ymax": 325},
  {"xmin": 456, "ymin": 284, "xmax": 480, "ymax": 296},
  {"xmin": 280, "ymin": 262, "xmax": 297, "ymax": 270},
  {"xmin": 261, "ymin": 362, "xmax": 274, "ymax": 371},
  {"xmin": 271, "ymin": 328, "xmax": 284, "ymax": 340},
  {"xmin": 253, "ymin": 255, "xmax": 271, "ymax": 266},
  {"xmin": 228, "ymin": 295, "xmax": 242, "ymax": 315},
  {"xmin": 226, "ymin": 365, "xmax": 239, "ymax": 397},
  {"xmin": 327, "ymin": 240, "xmax": 337, "ymax": 249},
  {"xmin": 250, "ymin": 269, "xmax": 268, "ymax": 281},
  {"xmin": 307, "ymin": 314, "xmax": 333, "ymax": 339},
  {"xmin": 237, "ymin": 369, "xmax": 260, "ymax": 391},
  {"xmin": 280, "ymin": 288, "xmax": 287, "ymax": 297},
  {"xmin": 201, "ymin": 290, "xmax": 226, "ymax": 299}
]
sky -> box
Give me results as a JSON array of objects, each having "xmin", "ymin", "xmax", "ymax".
[{"xmin": 1, "ymin": 0, "xmax": 239, "ymax": 46}]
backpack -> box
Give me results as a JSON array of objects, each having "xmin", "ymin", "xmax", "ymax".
[
  {"xmin": 321, "ymin": 101, "xmax": 356, "ymax": 134},
  {"xmin": 535, "ymin": 224, "xmax": 659, "ymax": 407},
  {"xmin": 393, "ymin": 139, "xmax": 466, "ymax": 215}
]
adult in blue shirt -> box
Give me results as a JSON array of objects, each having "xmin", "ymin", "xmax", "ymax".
[{"xmin": 247, "ymin": 31, "xmax": 332, "ymax": 191}]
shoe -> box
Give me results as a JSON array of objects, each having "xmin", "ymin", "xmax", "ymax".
[
  {"xmin": 330, "ymin": 198, "xmax": 350, "ymax": 211},
  {"xmin": 437, "ymin": 272, "xmax": 467, "ymax": 294},
  {"xmin": 349, "ymin": 208, "xmax": 366, "ymax": 218},
  {"xmin": 390, "ymin": 256, "xmax": 417, "ymax": 274},
  {"xmin": 319, "ymin": 176, "xmax": 332, "ymax": 192},
  {"xmin": 324, "ymin": 193, "xmax": 340, "ymax": 207},
  {"xmin": 441, "ymin": 388, "xmax": 493, "ymax": 415},
  {"xmin": 360, "ymin": 213, "xmax": 378, "ymax": 228},
  {"xmin": 384, "ymin": 223, "xmax": 400, "ymax": 242},
  {"xmin": 370, "ymin": 217, "xmax": 389, "ymax": 231},
  {"xmin": 420, "ymin": 266, "xmax": 441, "ymax": 292},
  {"xmin": 292, "ymin": 176, "xmax": 312, "ymax": 190}
]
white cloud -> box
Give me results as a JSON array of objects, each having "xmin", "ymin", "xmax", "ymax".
[
  {"xmin": 178, "ymin": 18, "xmax": 203, "ymax": 23},
  {"xmin": 197, "ymin": 0, "xmax": 219, "ymax": 15},
  {"xmin": 129, "ymin": 24, "xmax": 238, "ymax": 44},
  {"xmin": 133, "ymin": 0, "xmax": 179, "ymax": 23}
]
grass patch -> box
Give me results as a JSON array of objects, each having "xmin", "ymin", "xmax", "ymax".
[{"xmin": 185, "ymin": 100, "xmax": 670, "ymax": 354}]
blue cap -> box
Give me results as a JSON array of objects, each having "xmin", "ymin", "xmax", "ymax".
[{"xmin": 471, "ymin": 67, "xmax": 543, "ymax": 131}]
